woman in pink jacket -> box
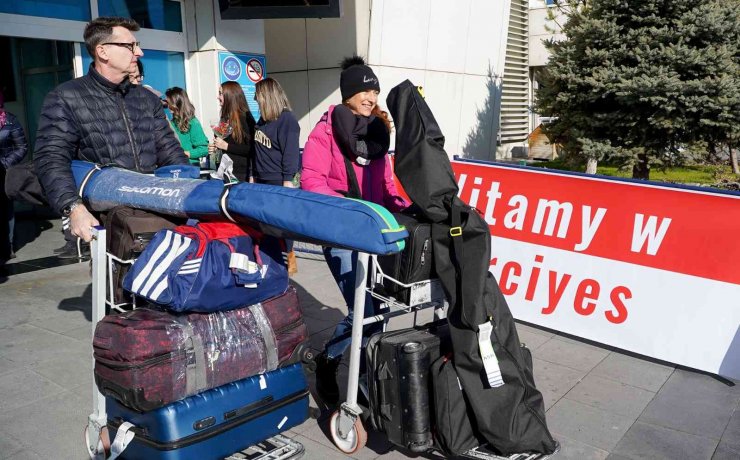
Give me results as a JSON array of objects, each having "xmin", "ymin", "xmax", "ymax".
[{"xmin": 302, "ymin": 56, "xmax": 408, "ymax": 406}]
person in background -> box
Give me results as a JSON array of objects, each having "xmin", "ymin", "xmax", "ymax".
[
  {"xmin": 165, "ymin": 87, "xmax": 209, "ymax": 168},
  {"xmin": 128, "ymin": 60, "xmax": 144, "ymax": 85},
  {"xmin": 253, "ymin": 78, "xmax": 300, "ymax": 274},
  {"xmin": 0, "ymin": 90, "xmax": 28, "ymax": 261},
  {"xmin": 301, "ymin": 55, "xmax": 409, "ymax": 406},
  {"xmin": 210, "ymin": 81, "xmax": 256, "ymax": 181},
  {"xmin": 129, "ymin": 60, "xmax": 162, "ymax": 98}
]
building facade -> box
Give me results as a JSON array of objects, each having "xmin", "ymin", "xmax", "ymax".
[{"xmin": 1, "ymin": 0, "xmax": 559, "ymax": 162}]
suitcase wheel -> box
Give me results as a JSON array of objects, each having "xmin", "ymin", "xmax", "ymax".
[
  {"xmin": 302, "ymin": 348, "xmax": 317, "ymax": 373},
  {"xmin": 329, "ymin": 409, "xmax": 367, "ymax": 454}
]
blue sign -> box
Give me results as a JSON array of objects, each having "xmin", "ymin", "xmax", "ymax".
[{"xmin": 218, "ymin": 51, "xmax": 266, "ymax": 121}]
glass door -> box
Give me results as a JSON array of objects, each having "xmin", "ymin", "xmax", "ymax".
[{"xmin": 17, "ymin": 38, "xmax": 74, "ymax": 151}]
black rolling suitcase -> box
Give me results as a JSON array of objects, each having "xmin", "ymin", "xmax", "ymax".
[
  {"xmin": 365, "ymin": 323, "xmax": 451, "ymax": 453},
  {"xmin": 375, "ymin": 213, "xmax": 436, "ymax": 305}
]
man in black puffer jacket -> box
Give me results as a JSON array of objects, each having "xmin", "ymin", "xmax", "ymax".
[{"xmin": 34, "ymin": 16, "xmax": 187, "ymax": 243}]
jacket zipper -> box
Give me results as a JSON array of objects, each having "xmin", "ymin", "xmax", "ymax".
[
  {"xmin": 116, "ymin": 93, "xmax": 141, "ymax": 172},
  {"xmin": 107, "ymin": 389, "xmax": 309, "ymax": 450}
]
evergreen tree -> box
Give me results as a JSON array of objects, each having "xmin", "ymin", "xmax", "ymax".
[{"xmin": 536, "ymin": 0, "xmax": 740, "ymax": 179}]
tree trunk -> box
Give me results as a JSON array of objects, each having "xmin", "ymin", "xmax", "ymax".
[
  {"xmin": 585, "ymin": 157, "xmax": 598, "ymax": 174},
  {"xmin": 632, "ymin": 154, "xmax": 650, "ymax": 180},
  {"xmin": 727, "ymin": 144, "xmax": 740, "ymax": 175}
]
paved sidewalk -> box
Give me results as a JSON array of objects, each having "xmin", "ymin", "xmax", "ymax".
[{"xmin": 0, "ymin": 215, "xmax": 738, "ymax": 459}]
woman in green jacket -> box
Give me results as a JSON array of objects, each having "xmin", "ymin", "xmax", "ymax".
[{"xmin": 165, "ymin": 87, "xmax": 209, "ymax": 168}]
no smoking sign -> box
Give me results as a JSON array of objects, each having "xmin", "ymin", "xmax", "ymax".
[{"xmin": 246, "ymin": 59, "xmax": 264, "ymax": 83}]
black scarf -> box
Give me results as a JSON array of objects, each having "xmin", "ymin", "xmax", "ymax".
[{"xmin": 331, "ymin": 104, "xmax": 390, "ymax": 198}]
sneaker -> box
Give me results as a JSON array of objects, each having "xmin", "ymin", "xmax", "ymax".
[
  {"xmin": 315, "ymin": 352, "xmax": 341, "ymax": 406},
  {"xmin": 53, "ymin": 243, "xmax": 70, "ymax": 254},
  {"xmin": 57, "ymin": 241, "xmax": 90, "ymax": 259}
]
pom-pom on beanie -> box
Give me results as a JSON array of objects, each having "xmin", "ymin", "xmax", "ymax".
[{"xmin": 339, "ymin": 55, "xmax": 380, "ymax": 101}]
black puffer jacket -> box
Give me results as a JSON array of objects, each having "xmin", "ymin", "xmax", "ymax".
[
  {"xmin": 34, "ymin": 65, "xmax": 187, "ymax": 214},
  {"xmin": 0, "ymin": 112, "xmax": 27, "ymax": 170}
]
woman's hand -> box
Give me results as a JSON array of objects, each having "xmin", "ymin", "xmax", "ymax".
[
  {"xmin": 184, "ymin": 150, "xmax": 191, "ymax": 158},
  {"xmin": 214, "ymin": 137, "xmax": 228, "ymax": 151}
]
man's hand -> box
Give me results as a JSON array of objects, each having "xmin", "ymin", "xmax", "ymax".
[
  {"xmin": 70, "ymin": 204, "xmax": 100, "ymax": 242},
  {"xmin": 283, "ymin": 180, "xmax": 295, "ymax": 188}
]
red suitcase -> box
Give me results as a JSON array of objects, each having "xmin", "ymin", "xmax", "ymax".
[{"xmin": 93, "ymin": 285, "xmax": 308, "ymax": 412}]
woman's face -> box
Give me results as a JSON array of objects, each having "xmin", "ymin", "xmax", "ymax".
[
  {"xmin": 345, "ymin": 89, "xmax": 379, "ymax": 117},
  {"xmin": 218, "ymin": 87, "xmax": 224, "ymax": 107}
]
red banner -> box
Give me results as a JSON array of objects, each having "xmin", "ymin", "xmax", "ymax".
[{"xmin": 448, "ymin": 160, "xmax": 740, "ymax": 379}]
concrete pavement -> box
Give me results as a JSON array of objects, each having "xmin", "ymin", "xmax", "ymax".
[{"xmin": 0, "ymin": 213, "xmax": 738, "ymax": 459}]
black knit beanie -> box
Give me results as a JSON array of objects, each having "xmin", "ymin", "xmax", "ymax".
[{"xmin": 339, "ymin": 55, "xmax": 380, "ymax": 101}]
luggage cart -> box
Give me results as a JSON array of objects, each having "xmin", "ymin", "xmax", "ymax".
[
  {"xmin": 327, "ymin": 251, "xmax": 446, "ymax": 454},
  {"xmin": 328, "ymin": 252, "xmax": 558, "ymax": 460},
  {"xmin": 84, "ymin": 226, "xmax": 305, "ymax": 460}
]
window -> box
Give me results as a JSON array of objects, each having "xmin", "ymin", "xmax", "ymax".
[
  {"xmin": 0, "ymin": 0, "xmax": 91, "ymax": 21},
  {"xmin": 81, "ymin": 48, "xmax": 186, "ymax": 96},
  {"xmin": 97, "ymin": 0, "xmax": 183, "ymax": 32}
]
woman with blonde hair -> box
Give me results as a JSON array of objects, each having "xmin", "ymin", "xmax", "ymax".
[
  {"xmin": 165, "ymin": 87, "xmax": 209, "ymax": 167},
  {"xmin": 252, "ymin": 77, "xmax": 300, "ymax": 186},
  {"xmin": 253, "ymin": 77, "xmax": 301, "ymax": 274},
  {"xmin": 211, "ymin": 81, "xmax": 256, "ymax": 181}
]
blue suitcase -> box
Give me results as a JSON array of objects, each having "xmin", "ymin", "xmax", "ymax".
[{"xmin": 106, "ymin": 363, "xmax": 309, "ymax": 460}]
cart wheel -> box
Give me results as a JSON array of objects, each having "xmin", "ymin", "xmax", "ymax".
[
  {"xmin": 329, "ymin": 410, "xmax": 366, "ymax": 454},
  {"xmin": 84, "ymin": 425, "xmax": 110, "ymax": 459}
]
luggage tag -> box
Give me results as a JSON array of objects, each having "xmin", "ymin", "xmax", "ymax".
[
  {"xmin": 478, "ymin": 320, "xmax": 505, "ymax": 388},
  {"xmin": 230, "ymin": 252, "xmax": 263, "ymax": 287}
]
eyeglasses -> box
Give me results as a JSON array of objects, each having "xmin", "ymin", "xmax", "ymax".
[{"xmin": 102, "ymin": 42, "xmax": 141, "ymax": 53}]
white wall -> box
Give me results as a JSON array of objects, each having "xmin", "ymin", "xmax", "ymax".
[
  {"xmin": 264, "ymin": 0, "xmax": 371, "ymax": 146},
  {"xmin": 529, "ymin": 0, "xmax": 565, "ymax": 67},
  {"xmin": 264, "ymin": 0, "xmax": 511, "ymax": 160},
  {"xmin": 183, "ymin": 0, "xmax": 265, "ymax": 136},
  {"xmin": 367, "ymin": 0, "xmax": 511, "ymax": 160}
]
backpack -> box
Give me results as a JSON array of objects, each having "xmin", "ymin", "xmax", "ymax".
[{"xmin": 122, "ymin": 221, "xmax": 288, "ymax": 312}]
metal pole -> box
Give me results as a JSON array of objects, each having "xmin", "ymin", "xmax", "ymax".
[
  {"xmin": 86, "ymin": 226, "xmax": 107, "ymax": 456},
  {"xmin": 344, "ymin": 251, "xmax": 369, "ymax": 412}
]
